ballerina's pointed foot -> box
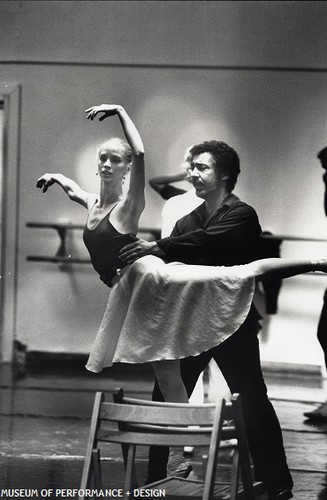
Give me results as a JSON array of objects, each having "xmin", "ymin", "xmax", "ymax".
[
  {"xmin": 167, "ymin": 450, "xmax": 193, "ymax": 478},
  {"xmin": 315, "ymin": 259, "xmax": 327, "ymax": 272}
]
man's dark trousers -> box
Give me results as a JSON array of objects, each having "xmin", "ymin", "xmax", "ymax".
[
  {"xmin": 147, "ymin": 309, "xmax": 293, "ymax": 490},
  {"xmin": 317, "ymin": 288, "xmax": 327, "ymax": 368}
]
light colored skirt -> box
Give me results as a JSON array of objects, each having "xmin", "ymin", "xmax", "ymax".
[{"xmin": 86, "ymin": 255, "xmax": 256, "ymax": 372}]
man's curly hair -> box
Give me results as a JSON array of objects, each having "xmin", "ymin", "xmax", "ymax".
[{"xmin": 189, "ymin": 140, "xmax": 240, "ymax": 192}]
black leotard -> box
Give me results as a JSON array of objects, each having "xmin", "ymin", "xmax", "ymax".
[{"xmin": 83, "ymin": 210, "xmax": 136, "ymax": 286}]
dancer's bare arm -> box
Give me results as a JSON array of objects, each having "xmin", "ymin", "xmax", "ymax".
[
  {"xmin": 36, "ymin": 173, "xmax": 91, "ymax": 208},
  {"xmin": 85, "ymin": 104, "xmax": 145, "ymax": 216}
]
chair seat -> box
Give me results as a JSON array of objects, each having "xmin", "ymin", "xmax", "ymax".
[{"xmin": 137, "ymin": 477, "xmax": 264, "ymax": 499}]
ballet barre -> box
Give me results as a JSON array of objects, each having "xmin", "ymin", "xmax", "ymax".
[
  {"xmin": 26, "ymin": 222, "xmax": 161, "ymax": 263},
  {"xmin": 25, "ymin": 222, "xmax": 327, "ymax": 265}
]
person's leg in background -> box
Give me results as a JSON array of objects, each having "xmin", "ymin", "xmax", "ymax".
[{"xmin": 304, "ymin": 287, "xmax": 327, "ymax": 421}]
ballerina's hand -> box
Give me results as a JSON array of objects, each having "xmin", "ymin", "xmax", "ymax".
[
  {"xmin": 36, "ymin": 174, "xmax": 55, "ymax": 193},
  {"xmin": 85, "ymin": 104, "xmax": 122, "ymax": 121}
]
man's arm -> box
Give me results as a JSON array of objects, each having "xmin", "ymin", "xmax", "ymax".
[
  {"xmin": 157, "ymin": 205, "xmax": 262, "ymax": 264},
  {"xmin": 119, "ymin": 204, "xmax": 261, "ymax": 265}
]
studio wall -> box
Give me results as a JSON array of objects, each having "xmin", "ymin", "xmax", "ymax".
[{"xmin": 1, "ymin": 1, "xmax": 327, "ymax": 370}]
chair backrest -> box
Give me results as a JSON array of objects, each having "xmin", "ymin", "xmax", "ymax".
[
  {"xmin": 113, "ymin": 388, "xmax": 236, "ymax": 442},
  {"xmin": 80, "ymin": 390, "xmax": 228, "ymax": 499},
  {"xmin": 112, "ymin": 388, "xmax": 232, "ymax": 500},
  {"xmin": 112, "ymin": 389, "xmax": 250, "ymax": 500},
  {"xmin": 101, "ymin": 390, "xmax": 226, "ymax": 448}
]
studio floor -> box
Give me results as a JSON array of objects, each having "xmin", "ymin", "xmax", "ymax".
[{"xmin": 1, "ymin": 359, "xmax": 327, "ymax": 499}]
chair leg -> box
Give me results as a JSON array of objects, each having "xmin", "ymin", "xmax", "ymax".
[
  {"xmin": 79, "ymin": 392, "xmax": 104, "ymax": 500},
  {"xmin": 202, "ymin": 399, "xmax": 225, "ymax": 500},
  {"xmin": 92, "ymin": 449, "xmax": 102, "ymax": 489},
  {"xmin": 113, "ymin": 389, "xmax": 131, "ymax": 474},
  {"xmin": 231, "ymin": 395, "xmax": 255, "ymax": 500},
  {"xmin": 124, "ymin": 444, "xmax": 138, "ymax": 500},
  {"xmin": 230, "ymin": 448, "xmax": 240, "ymax": 500}
]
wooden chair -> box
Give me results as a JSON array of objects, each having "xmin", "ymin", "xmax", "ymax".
[{"xmin": 79, "ymin": 389, "xmax": 263, "ymax": 500}]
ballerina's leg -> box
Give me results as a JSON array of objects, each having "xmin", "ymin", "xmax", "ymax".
[
  {"xmin": 247, "ymin": 257, "xmax": 327, "ymax": 282},
  {"xmin": 151, "ymin": 359, "xmax": 188, "ymax": 403},
  {"xmin": 151, "ymin": 359, "xmax": 192, "ymax": 477}
]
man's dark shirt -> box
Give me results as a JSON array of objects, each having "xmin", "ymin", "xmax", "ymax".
[{"xmin": 157, "ymin": 194, "xmax": 262, "ymax": 267}]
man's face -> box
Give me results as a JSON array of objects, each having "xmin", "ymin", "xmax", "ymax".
[{"xmin": 189, "ymin": 152, "xmax": 221, "ymax": 199}]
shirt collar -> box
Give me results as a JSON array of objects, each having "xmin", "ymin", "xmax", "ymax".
[
  {"xmin": 220, "ymin": 193, "xmax": 240, "ymax": 210},
  {"xmin": 195, "ymin": 193, "xmax": 239, "ymax": 217},
  {"xmin": 194, "ymin": 194, "xmax": 240, "ymax": 225}
]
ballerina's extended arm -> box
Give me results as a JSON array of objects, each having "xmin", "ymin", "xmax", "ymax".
[{"xmin": 36, "ymin": 173, "xmax": 90, "ymax": 207}]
